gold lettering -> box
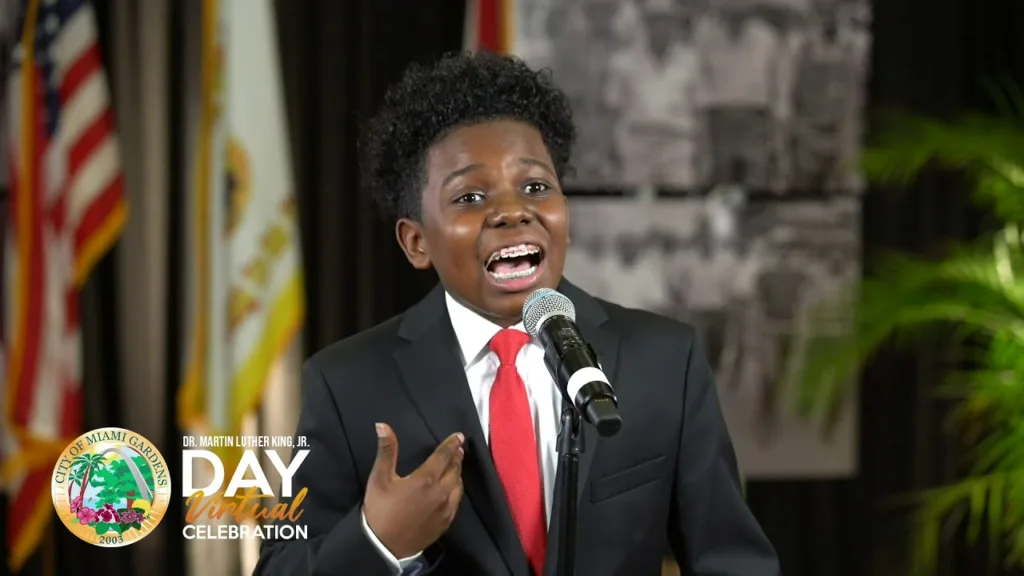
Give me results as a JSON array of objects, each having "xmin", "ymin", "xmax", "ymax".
[{"xmin": 183, "ymin": 487, "xmax": 306, "ymax": 525}]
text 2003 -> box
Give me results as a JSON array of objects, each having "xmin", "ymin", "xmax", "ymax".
[{"xmin": 98, "ymin": 534, "xmax": 123, "ymax": 545}]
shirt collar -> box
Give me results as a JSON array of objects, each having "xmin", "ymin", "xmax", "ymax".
[{"xmin": 445, "ymin": 292, "xmax": 528, "ymax": 367}]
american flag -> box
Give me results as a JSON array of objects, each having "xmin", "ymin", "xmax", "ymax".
[{"xmin": 2, "ymin": 0, "xmax": 126, "ymax": 570}]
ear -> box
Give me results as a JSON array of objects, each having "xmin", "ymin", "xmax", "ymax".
[{"xmin": 396, "ymin": 218, "xmax": 432, "ymax": 270}]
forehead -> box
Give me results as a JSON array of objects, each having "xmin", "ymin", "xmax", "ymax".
[{"xmin": 424, "ymin": 120, "xmax": 552, "ymax": 176}]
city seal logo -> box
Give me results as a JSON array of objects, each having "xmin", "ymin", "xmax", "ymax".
[{"xmin": 51, "ymin": 427, "xmax": 171, "ymax": 547}]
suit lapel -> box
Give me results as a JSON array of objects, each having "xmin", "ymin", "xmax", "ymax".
[{"xmin": 394, "ymin": 285, "xmax": 530, "ymax": 576}]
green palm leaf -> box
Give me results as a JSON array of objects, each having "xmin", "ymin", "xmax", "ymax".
[
  {"xmin": 898, "ymin": 473, "xmax": 1021, "ymax": 576},
  {"xmin": 789, "ymin": 235, "xmax": 1024, "ymax": 423},
  {"xmin": 862, "ymin": 113, "xmax": 1024, "ymax": 223},
  {"xmin": 786, "ymin": 93, "xmax": 1024, "ymax": 572}
]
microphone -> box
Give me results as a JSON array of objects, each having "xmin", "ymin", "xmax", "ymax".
[{"xmin": 522, "ymin": 288, "xmax": 622, "ymax": 437}]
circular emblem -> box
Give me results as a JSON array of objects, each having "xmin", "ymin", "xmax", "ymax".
[{"xmin": 51, "ymin": 427, "xmax": 171, "ymax": 547}]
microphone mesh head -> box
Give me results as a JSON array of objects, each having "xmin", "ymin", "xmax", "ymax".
[{"xmin": 522, "ymin": 288, "xmax": 576, "ymax": 337}]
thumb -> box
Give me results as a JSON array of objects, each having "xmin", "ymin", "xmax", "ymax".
[{"xmin": 372, "ymin": 423, "xmax": 399, "ymax": 481}]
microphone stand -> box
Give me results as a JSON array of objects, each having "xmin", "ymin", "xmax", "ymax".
[{"xmin": 553, "ymin": 404, "xmax": 583, "ymax": 576}]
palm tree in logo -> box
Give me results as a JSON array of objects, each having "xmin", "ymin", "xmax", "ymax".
[
  {"xmin": 67, "ymin": 464, "xmax": 86, "ymax": 504},
  {"xmin": 70, "ymin": 453, "xmax": 106, "ymax": 512}
]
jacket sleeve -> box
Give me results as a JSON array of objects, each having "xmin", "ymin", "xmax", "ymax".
[
  {"xmin": 254, "ymin": 360, "xmax": 442, "ymax": 576},
  {"xmin": 667, "ymin": 328, "xmax": 781, "ymax": 575}
]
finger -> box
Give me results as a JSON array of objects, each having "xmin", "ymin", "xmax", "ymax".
[
  {"xmin": 444, "ymin": 482, "xmax": 464, "ymax": 523},
  {"xmin": 438, "ymin": 446, "xmax": 464, "ymax": 486},
  {"xmin": 418, "ymin": 432, "xmax": 464, "ymax": 479},
  {"xmin": 370, "ymin": 423, "xmax": 399, "ymax": 483}
]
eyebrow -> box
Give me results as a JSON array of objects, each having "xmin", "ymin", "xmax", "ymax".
[
  {"xmin": 518, "ymin": 157, "xmax": 556, "ymax": 176},
  {"xmin": 441, "ymin": 164, "xmax": 483, "ymax": 189},
  {"xmin": 440, "ymin": 157, "xmax": 555, "ymax": 189}
]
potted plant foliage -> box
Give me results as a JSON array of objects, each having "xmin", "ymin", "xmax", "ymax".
[{"xmin": 786, "ymin": 92, "xmax": 1024, "ymax": 575}]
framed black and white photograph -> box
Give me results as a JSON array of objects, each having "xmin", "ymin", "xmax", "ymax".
[
  {"xmin": 563, "ymin": 195, "xmax": 860, "ymax": 478},
  {"xmin": 514, "ymin": 0, "xmax": 872, "ymax": 195},
  {"xmin": 511, "ymin": 0, "xmax": 870, "ymax": 478}
]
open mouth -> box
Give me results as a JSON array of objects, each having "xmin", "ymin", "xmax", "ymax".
[{"xmin": 484, "ymin": 243, "xmax": 545, "ymax": 285}]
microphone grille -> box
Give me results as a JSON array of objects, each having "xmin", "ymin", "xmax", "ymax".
[{"xmin": 522, "ymin": 288, "xmax": 576, "ymax": 337}]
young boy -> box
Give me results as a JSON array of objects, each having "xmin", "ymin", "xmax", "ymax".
[{"xmin": 256, "ymin": 51, "xmax": 779, "ymax": 576}]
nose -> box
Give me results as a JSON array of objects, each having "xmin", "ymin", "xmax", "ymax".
[{"xmin": 486, "ymin": 191, "xmax": 533, "ymax": 228}]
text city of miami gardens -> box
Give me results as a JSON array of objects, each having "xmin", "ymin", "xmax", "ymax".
[{"xmin": 183, "ymin": 434, "xmax": 309, "ymax": 540}]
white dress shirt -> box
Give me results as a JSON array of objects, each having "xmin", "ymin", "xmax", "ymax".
[{"xmin": 361, "ymin": 292, "xmax": 562, "ymax": 574}]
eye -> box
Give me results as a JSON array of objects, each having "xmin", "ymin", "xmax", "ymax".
[
  {"xmin": 523, "ymin": 182, "xmax": 551, "ymax": 195},
  {"xmin": 454, "ymin": 191, "xmax": 485, "ymax": 204}
]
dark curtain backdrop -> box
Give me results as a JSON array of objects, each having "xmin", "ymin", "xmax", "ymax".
[
  {"xmin": 276, "ymin": 0, "xmax": 468, "ymax": 346},
  {"xmin": 6, "ymin": 1, "xmax": 1024, "ymax": 576}
]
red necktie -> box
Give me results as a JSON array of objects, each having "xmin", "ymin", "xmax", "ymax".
[{"xmin": 488, "ymin": 328, "xmax": 547, "ymax": 576}]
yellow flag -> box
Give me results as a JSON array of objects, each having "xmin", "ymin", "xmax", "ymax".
[{"xmin": 180, "ymin": 0, "xmax": 304, "ymax": 446}]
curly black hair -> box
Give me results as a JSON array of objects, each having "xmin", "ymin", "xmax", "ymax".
[{"xmin": 360, "ymin": 51, "xmax": 577, "ymax": 222}]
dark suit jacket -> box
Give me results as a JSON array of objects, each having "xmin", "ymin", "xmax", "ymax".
[{"xmin": 255, "ymin": 280, "xmax": 780, "ymax": 576}]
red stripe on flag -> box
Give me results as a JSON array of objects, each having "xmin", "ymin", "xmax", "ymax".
[
  {"xmin": 73, "ymin": 173, "xmax": 124, "ymax": 253},
  {"xmin": 8, "ymin": 468, "xmax": 50, "ymax": 545},
  {"xmin": 47, "ymin": 184, "xmax": 67, "ymax": 235},
  {"xmin": 59, "ymin": 43, "xmax": 101, "ymax": 102},
  {"xmin": 68, "ymin": 108, "xmax": 114, "ymax": 178}
]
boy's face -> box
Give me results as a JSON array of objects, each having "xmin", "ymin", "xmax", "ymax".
[{"xmin": 396, "ymin": 120, "xmax": 569, "ymax": 326}]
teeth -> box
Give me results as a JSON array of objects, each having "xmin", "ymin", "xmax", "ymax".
[
  {"xmin": 488, "ymin": 265, "xmax": 539, "ymax": 281},
  {"xmin": 486, "ymin": 243, "xmax": 541, "ymax": 267}
]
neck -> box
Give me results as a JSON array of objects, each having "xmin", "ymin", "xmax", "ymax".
[
  {"xmin": 479, "ymin": 307, "xmax": 522, "ymax": 328},
  {"xmin": 447, "ymin": 292, "xmax": 522, "ymax": 328}
]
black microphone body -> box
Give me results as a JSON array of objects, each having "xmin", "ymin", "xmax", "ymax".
[{"xmin": 525, "ymin": 293, "xmax": 622, "ymax": 437}]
